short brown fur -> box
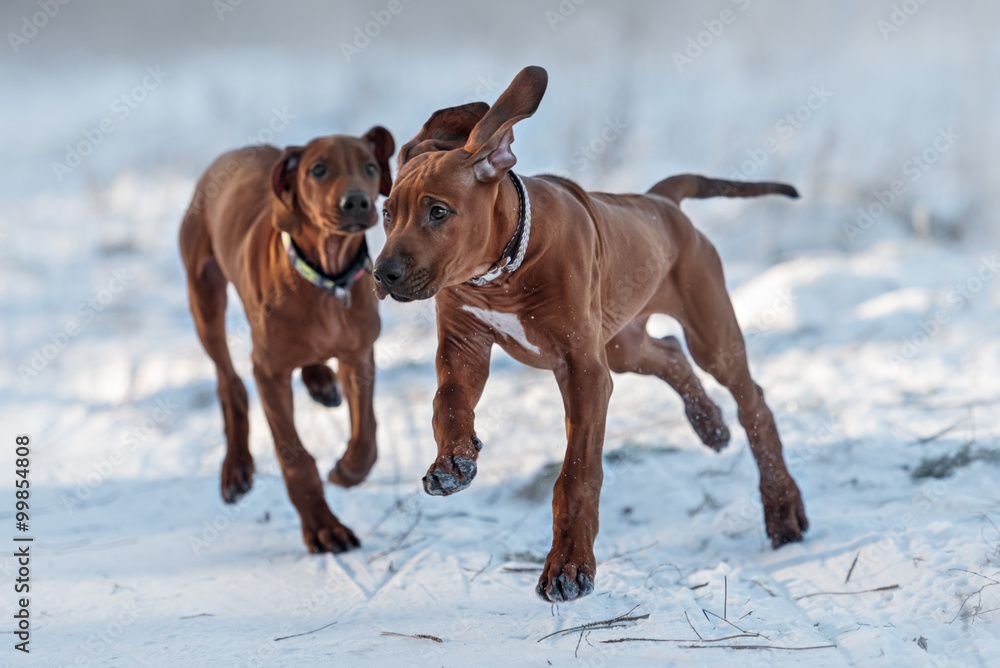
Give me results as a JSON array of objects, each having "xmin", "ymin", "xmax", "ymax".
[
  {"xmin": 374, "ymin": 67, "xmax": 806, "ymax": 602},
  {"xmin": 179, "ymin": 127, "xmax": 393, "ymax": 553}
]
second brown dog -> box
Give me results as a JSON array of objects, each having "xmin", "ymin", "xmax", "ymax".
[{"xmin": 180, "ymin": 126, "xmax": 393, "ymax": 553}]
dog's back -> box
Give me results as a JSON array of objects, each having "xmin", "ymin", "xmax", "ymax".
[
  {"xmin": 536, "ymin": 171, "xmax": 799, "ymax": 267},
  {"xmin": 180, "ymin": 146, "xmax": 280, "ymax": 286}
]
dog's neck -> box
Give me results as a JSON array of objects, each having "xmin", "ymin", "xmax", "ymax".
[
  {"xmin": 478, "ymin": 173, "xmax": 526, "ymax": 279},
  {"xmin": 282, "ymin": 224, "xmax": 366, "ymax": 279}
]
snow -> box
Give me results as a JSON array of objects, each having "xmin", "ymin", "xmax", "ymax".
[{"xmin": 2, "ymin": 1, "xmax": 999, "ymax": 665}]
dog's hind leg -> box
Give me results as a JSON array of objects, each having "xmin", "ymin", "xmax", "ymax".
[
  {"xmin": 667, "ymin": 233, "xmax": 807, "ymax": 548},
  {"xmin": 301, "ymin": 363, "xmax": 342, "ymax": 408},
  {"xmin": 181, "ymin": 221, "xmax": 254, "ymax": 504},
  {"xmin": 606, "ymin": 319, "xmax": 730, "ymax": 451},
  {"xmin": 327, "ymin": 349, "xmax": 377, "ymax": 488}
]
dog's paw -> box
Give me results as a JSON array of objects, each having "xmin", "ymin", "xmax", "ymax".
[
  {"xmin": 301, "ymin": 507, "xmax": 361, "ymax": 554},
  {"xmin": 327, "ymin": 457, "xmax": 371, "ymax": 488},
  {"xmin": 684, "ymin": 398, "xmax": 730, "ymax": 452},
  {"xmin": 536, "ymin": 551, "xmax": 596, "ymax": 603},
  {"xmin": 302, "ymin": 364, "xmax": 342, "ymax": 408},
  {"xmin": 221, "ymin": 455, "xmax": 255, "ymax": 504},
  {"xmin": 423, "ymin": 455, "xmax": 477, "ymax": 496},
  {"xmin": 422, "ymin": 438, "xmax": 481, "ymax": 496},
  {"xmin": 762, "ymin": 482, "xmax": 809, "ymax": 548}
]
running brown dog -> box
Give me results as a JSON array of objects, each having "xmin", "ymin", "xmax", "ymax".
[
  {"xmin": 372, "ymin": 66, "xmax": 807, "ymax": 602},
  {"xmin": 180, "ymin": 127, "xmax": 393, "ymax": 553}
]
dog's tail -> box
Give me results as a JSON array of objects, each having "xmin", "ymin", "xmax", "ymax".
[{"xmin": 648, "ymin": 174, "xmax": 799, "ymax": 203}]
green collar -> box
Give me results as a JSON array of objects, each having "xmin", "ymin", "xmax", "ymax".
[{"xmin": 280, "ymin": 231, "xmax": 371, "ymax": 307}]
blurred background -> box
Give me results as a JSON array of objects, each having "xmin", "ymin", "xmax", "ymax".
[
  {"xmin": 3, "ymin": 0, "xmax": 997, "ymax": 252},
  {"xmin": 1, "ymin": 2, "xmax": 999, "ymax": 664},
  {"xmin": 4, "ymin": 0, "xmax": 997, "ymax": 406}
]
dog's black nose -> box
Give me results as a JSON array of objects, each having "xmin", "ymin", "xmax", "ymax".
[
  {"xmin": 372, "ymin": 256, "xmax": 405, "ymax": 288},
  {"xmin": 340, "ymin": 190, "xmax": 372, "ymax": 216}
]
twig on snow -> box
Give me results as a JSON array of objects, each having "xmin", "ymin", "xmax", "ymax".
[
  {"xmin": 603, "ymin": 633, "xmax": 762, "ymax": 645},
  {"xmin": 382, "ymin": 631, "xmax": 444, "ymax": 643},
  {"xmin": 795, "ymin": 584, "xmax": 899, "ymax": 600},
  {"xmin": 684, "ymin": 610, "xmax": 703, "ymax": 640},
  {"xmin": 678, "ymin": 643, "xmax": 837, "ymax": 651},
  {"xmin": 844, "ymin": 551, "xmax": 860, "ymax": 584},
  {"xmin": 275, "ymin": 621, "xmax": 338, "ymax": 642},
  {"xmin": 367, "ymin": 506, "xmax": 423, "ymax": 563},
  {"xmin": 702, "ymin": 608, "xmax": 768, "ymax": 640},
  {"xmin": 948, "ymin": 568, "xmax": 1000, "ymax": 623},
  {"xmin": 599, "ymin": 541, "xmax": 659, "ymax": 565},
  {"xmin": 912, "ymin": 422, "xmax": 960, "ymax": 445},
  {"xmin": 537, "ymin": 606, "xmax": 649, "ymax": 642},
  {"xmin": 465, "ymin": 554, "xmax": 493, "ymax": 582}
]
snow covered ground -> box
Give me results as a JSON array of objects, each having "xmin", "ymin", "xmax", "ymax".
[{"xmin": 2, "ymin": 1, "xmax": 999, "ymax": 665}]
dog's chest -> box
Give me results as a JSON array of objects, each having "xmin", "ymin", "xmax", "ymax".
[{"xmin": 461, "ymin": 305, "xmax": 541, "ymax": 355}]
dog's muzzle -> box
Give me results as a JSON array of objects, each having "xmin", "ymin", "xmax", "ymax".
[
  {"xmin": 372, "ymin": 258, "xmax": 437, "ymax": 302},
  {"xmin": 372, "ymin": 256, "xmax": 408, "ymax": 301}
]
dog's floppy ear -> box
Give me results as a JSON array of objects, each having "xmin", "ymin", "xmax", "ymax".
[
  {"xmin": 464, "ymin": 66, "xmax": 547, "ymax": 183},
  {"xmin": 363, "ymin": 126, "xmax": 395, "ymax": 197},
  {"xmin": 271, "ymin": 146, "xmax": 304, "ymax": 235},
  {"xmin": 398, "ymin": 102, "xmax": 490, "ymax": 167}
]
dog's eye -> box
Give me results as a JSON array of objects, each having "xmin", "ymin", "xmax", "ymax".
[
  {"xmin": 310, "ymin": 163, "xmax": 327, "ymax": 178},
  {"xmin": 429, "ymin": 205, "xmax": 450, "ymax": 222},
  {"xmin": 365, "ymin": 163, "xmax": 378, "ymax": 178},
  {"xmin": 382, "ymin": 208, "xmax": 391, "ymax": 227}
]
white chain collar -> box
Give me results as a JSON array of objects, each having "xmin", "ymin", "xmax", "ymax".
[{"xmin": 468, "ymin": 171, "xmax": 532, "ymax": 286}]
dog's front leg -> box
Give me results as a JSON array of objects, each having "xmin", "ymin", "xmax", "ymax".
[
  {"xmin": 253, "ymin": 362, "xmax": 360, "ymax": 553},
  {"xmin": 328, "ymin": 349, "xmax": 378, "ymax": 488},
  {"xmin": 423, "ymin": 327, "xmax": 493, "ymax": 496},
  {"xmin": 537, "ymin": 348, "xmax": 613, "ymax": 603}
]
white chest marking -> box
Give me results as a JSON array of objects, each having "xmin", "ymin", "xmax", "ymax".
[{"xmin": 461, "ymin": 305, "xmax": 541, "ymax": 355}]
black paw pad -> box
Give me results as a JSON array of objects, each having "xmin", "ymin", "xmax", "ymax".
[
  {"xmin": 308, "ymin": 384, "xmax": 342, "ymax": 408},
  {"xmin": 552, "ymin": 574, "xmax": 579, "ymax": 602},
  {"xmin": 422, "ymin": 457, "xmax": 477, "ymax": 496}
]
